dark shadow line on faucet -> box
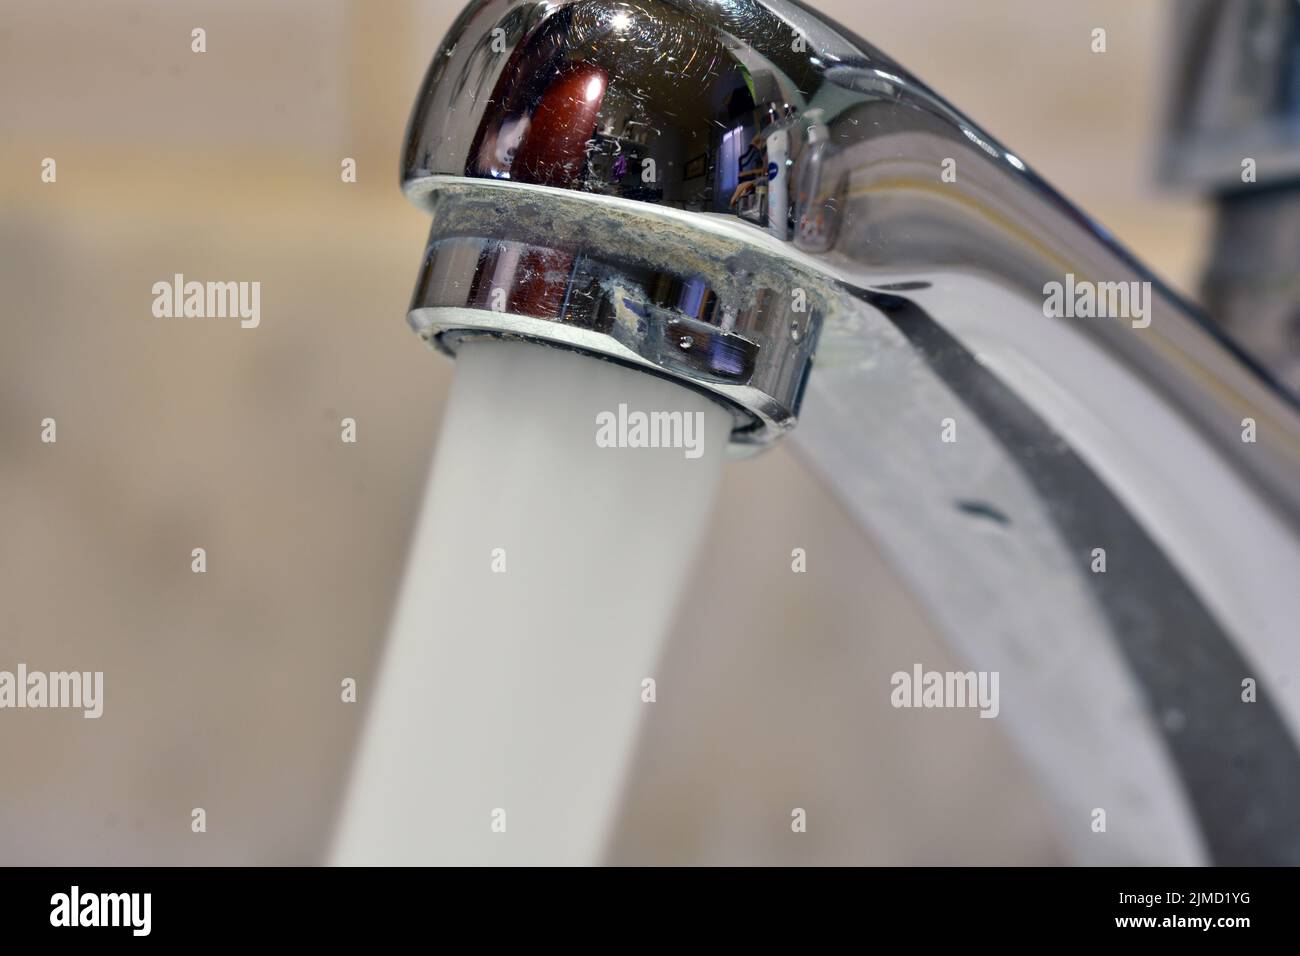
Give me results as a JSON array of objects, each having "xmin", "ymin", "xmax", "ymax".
[{"xmin": 848, "ymin": 286, "xmax": 1300, "ymax": 866}]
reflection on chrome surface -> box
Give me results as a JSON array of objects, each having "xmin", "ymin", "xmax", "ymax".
[{"xmin": 398, "ymin": 0, "xmax": 1300, "ymax": 865}]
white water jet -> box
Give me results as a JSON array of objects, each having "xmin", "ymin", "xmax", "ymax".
[{"xmin": 332, "ymin": 340, "xmax": 731, "ymax": 864}]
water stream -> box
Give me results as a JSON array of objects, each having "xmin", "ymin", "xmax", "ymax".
[{"xmin": 332, "ymin": 339, "xmax": 731, "ymax": 864}]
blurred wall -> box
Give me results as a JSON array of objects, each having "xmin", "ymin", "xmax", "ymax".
[{"xmin": 0, "ymin": 0, "xmax": 1203, "ymax": 864}]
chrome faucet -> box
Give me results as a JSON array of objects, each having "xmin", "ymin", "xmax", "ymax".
[{"xmin": 399, "ymin": 0, "xmax": 1300, "ymax": 864}]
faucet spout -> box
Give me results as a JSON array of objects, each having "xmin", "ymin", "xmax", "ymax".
[{"xmin": 400, "ymin": 0, "xmax": 1300, "ymax": 864}]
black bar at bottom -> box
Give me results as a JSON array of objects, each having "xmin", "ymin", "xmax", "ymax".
[{"xmin": 0, "ymin": 866, "xmax": 1291, "ymax": 941}]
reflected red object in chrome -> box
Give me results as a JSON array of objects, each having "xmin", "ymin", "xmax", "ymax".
[
  {"xmin": 513, "ymin": 63, "xmax": 608, "ymax": 188},
  {"xmin": 471, "ymin": 62, "xmax": 609, "ymax": 317}
]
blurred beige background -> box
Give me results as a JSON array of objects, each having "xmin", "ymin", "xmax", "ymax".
[{"xmin": 1, "ymin": 0, "xmax": 1204, "ymax": 864}]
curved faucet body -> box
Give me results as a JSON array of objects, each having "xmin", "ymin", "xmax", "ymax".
[{"xmin": 399, "ymin": 0, "xmax": 1300, "ymax": 863}]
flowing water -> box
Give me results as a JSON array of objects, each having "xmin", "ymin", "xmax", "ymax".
[{"xmin": 332, "ymin": 340, "xmax": 731, "ymax": 864}]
